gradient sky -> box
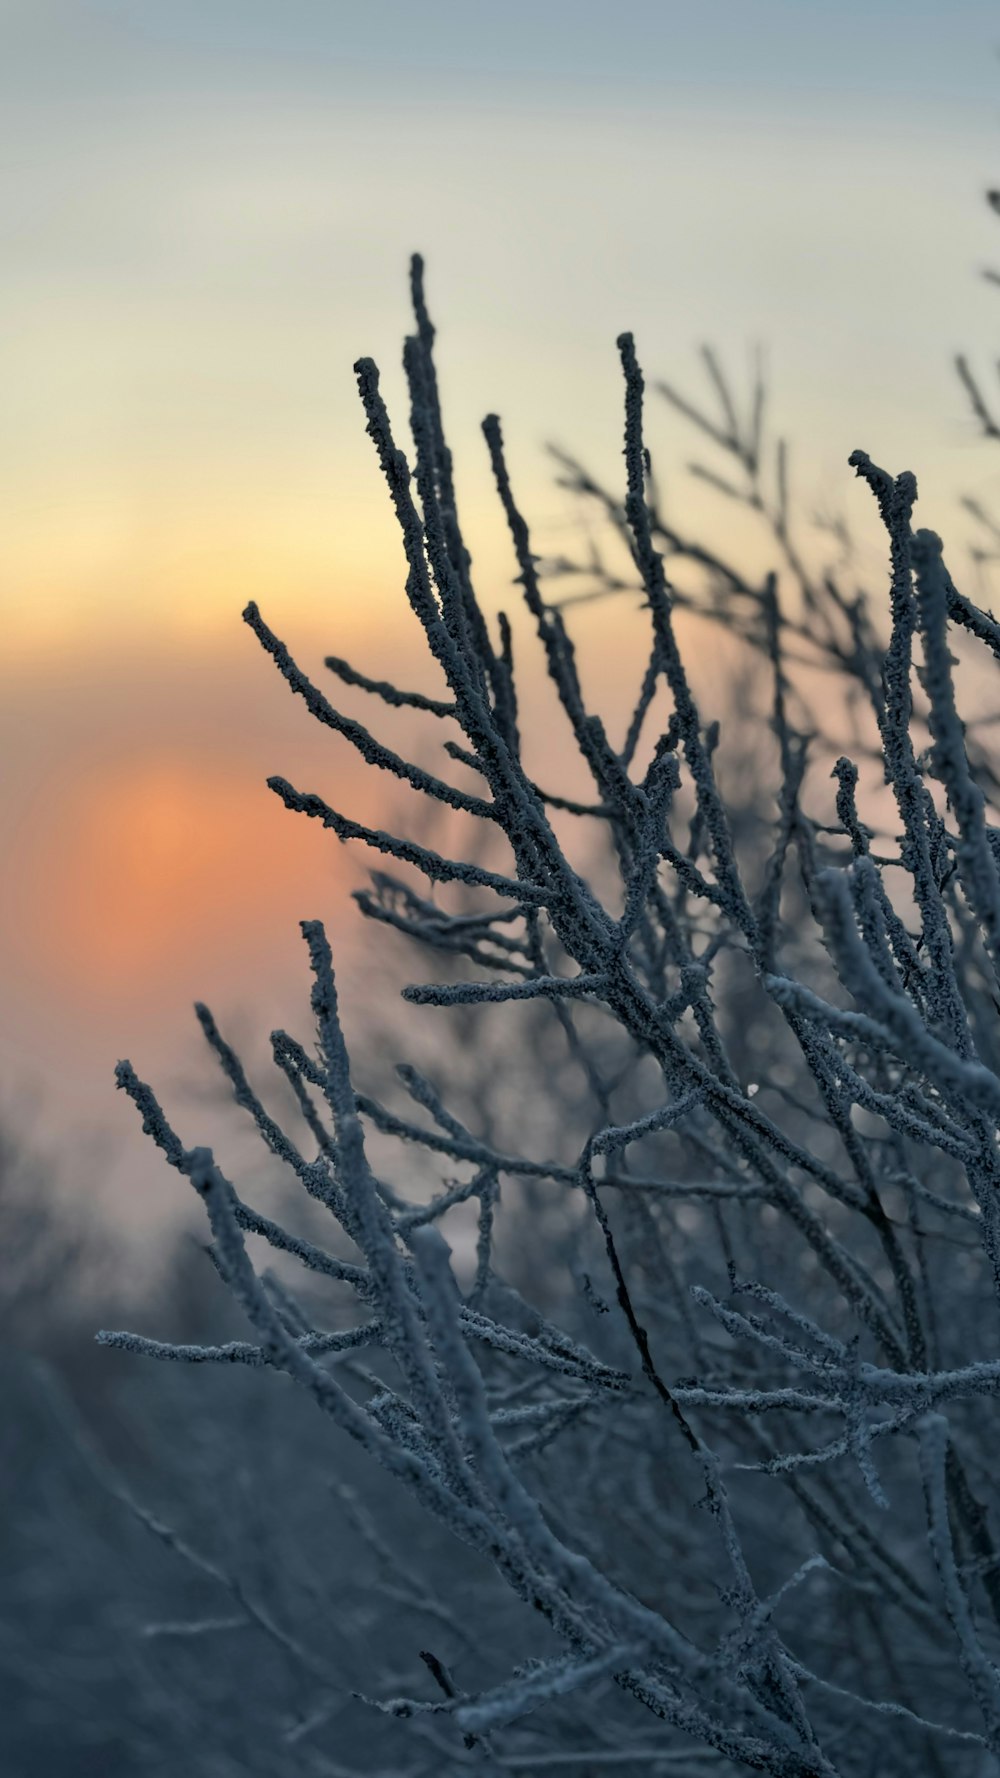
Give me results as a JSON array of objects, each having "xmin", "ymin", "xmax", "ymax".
[{"xmin": 4, "ymin": 0, "xmax": 1000, "ymax": 1237}]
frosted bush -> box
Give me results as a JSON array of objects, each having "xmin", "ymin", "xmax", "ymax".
[{"xmin": 104, "ymin": 252, "xmax": 1000, "ymax": 1776}]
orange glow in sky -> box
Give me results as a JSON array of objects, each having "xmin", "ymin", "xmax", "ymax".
[{"xmin": 28, "ymin": 754, "xmax": 351, "ymax": 993}]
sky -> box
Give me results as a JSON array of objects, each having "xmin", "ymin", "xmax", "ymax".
[{"xmin": 3, "ymin": 0, "xmax": 1000, "ymax": 1238}]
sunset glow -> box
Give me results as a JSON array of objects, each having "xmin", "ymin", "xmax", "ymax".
[{"xmin": 4, "ymin": 0, "xmax": 1000, "ymax": 1228}]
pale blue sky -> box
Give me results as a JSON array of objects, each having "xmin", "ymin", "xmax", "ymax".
[{"xmin": 10, "ymin": 1, "xmax": 1000, "ymax": 104}]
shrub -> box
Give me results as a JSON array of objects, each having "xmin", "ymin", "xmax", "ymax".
[{"xmin": 102, "ymin": 249, "xmax": 1000, "ymax": 1777}]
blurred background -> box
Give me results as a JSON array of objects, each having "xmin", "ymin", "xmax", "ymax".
[
  {"xmin": 7, "ymin": 6, "xmax": 1000, "ymax": 1773},
  {"xmin": 3, "ymin": 0, "xmax": 1000, "ymax": 1230}
]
